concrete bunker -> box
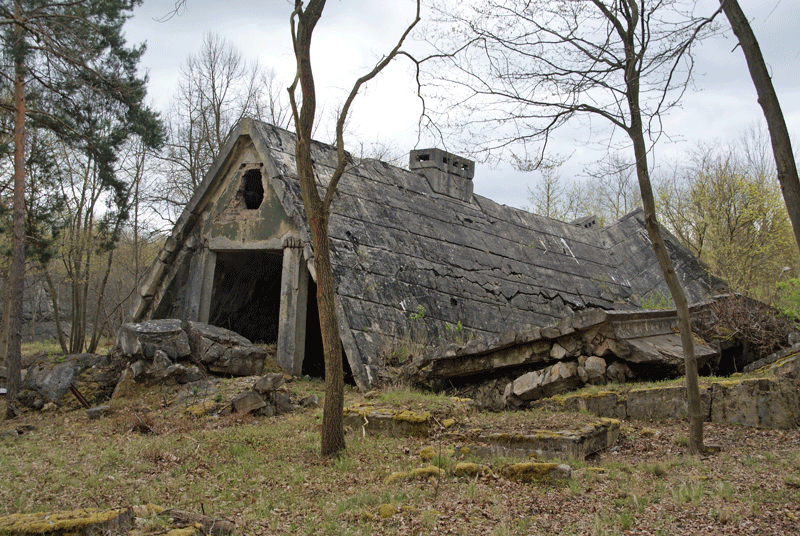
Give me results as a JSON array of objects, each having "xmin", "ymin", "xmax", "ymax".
[{"xmin": 132, "ymin": 120, "xmax": 725, "ymax": 392}]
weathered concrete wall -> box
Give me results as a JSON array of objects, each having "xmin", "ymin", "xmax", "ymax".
[{"xmin": 534, "ymin": 371, "xmax": 799, "ymax": 429}]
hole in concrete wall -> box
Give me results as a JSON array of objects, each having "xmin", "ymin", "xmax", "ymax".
[
  {"xmin": 209, "ymin": 251, "xmax": 281, "ymax": 343},
  {"xmin": 242, "ymin": 169, "xmax": 264, "ymax": 209},
  {"xmin": 715, "ymin": 342, "xmax": 746, "ymax": 376},
  {"xmin": 303, "ymin": 279, "xmax": 354, "ymax": 384}
]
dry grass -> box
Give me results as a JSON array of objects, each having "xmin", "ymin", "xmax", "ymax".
[{"xmin": 2, "ymin": 379, "xmax": 800, "ymax": 535}]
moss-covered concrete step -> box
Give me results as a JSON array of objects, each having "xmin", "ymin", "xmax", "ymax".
[
  {"xmin": 343, "ymin": 405, "xmax": 432, "ymax": 438},
  {"xmin": 450, "ymin": 418, "xmax": 619, "ymax": 461}
]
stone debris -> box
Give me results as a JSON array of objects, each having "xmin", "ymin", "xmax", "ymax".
[
  {"xmin": 18, "ymin": 353, "xmax": 123, "ymax": 411},
  {"xmin": 411, "ymin": 304, "xmax": 720, "ymax": 403},
  {"xmin": 253, "ymin": 373, "xmax": 285, "ymax": 394},
  {"xmin": 226, "ymin": 374, "xmax": 301, "ymax": 417}
]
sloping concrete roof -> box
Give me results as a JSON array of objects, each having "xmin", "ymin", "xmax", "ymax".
[{"xmin": 133, "ymin": 119, "xmax": 721, "ymax": 388}]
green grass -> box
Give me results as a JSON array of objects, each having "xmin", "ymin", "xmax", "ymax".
[{"xmin": 1, "ymin": 377, "xmax": 799, "ymax": 535}]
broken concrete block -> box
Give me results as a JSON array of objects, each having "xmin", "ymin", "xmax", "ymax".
[
  {"xmin": 577, "ymin": 366, "xmax": 589, "ymax": 383},
  {"xmin": 19, "ymin": 354, "xmax": 110, "ymax": 409},
  {"xmin": 512, "ymin": 370, "xmax": 544, "ymax": 401},
  {"xmin": 164, "ymin": 364, "xmax": 204, "ymax": 384},
  {"xmin": 541, "ymin": 361, "xmax": 582, "ymax": 398},
  {"xmin": 606, "ymin": 360, "xmax": 633, "ymax": 383},
  {"xmin": 113, "ymin": 319, "xmax": 191, "ymax": 360},
  {"xmin": 185, "ymin": 321, "xmax": 267, "ymax": 377},
  {"xmin": 593, "ymin": 336, "xmax": 621, "ymax": 357},
  {"xmin": 300, "ymin": 394, "xmax": 320, "ymax": 407},
  {"xmin": 272, "ymin": 390, "xmax": 295, "ymax": 414},
  {"xmin": 550, "ymin": 343, "xmax": 568, "ymax": 360},
  {"xmin": 231, "ymin": 391, "xmax": 266, "ymax": 414},
  {"xmin": 151, "ymin": 349, "xmax": 173, "ymax": 375}
]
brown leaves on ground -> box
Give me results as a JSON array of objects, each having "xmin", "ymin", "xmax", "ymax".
[{"xmin": 1, "ymin": 381, "xmax": 799, "ymax": 535}]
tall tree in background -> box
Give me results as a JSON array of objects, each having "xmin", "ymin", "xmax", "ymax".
[
  {"xmin": 0, "ymin": 0, "xmax": 162, "ymax": 418},
  {"xmin": 719, "ymin": 0, "xmax": 800, "ymax": 254},
  {"xmin": 425, "ymin": 0, "xmax": 720, "ymax": 453},
  {"xmin": 155, "ymin": 33, "xmax": 291, "ymax": 223},
  {"xmin": 658, "ymin": 135, "xmax": 798, "ymax": 301},
  {"xmin": 288, "ymin": 0, "xmax": 420, "ymax": 457}
]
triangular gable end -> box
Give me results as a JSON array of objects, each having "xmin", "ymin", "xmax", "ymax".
[{"xmin": 131, "ymin": 119, "xmax": 357, "ymax": 386}]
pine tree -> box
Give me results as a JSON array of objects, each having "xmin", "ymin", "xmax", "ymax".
[{"xmin": 0, "ymin": 0, "xmax": 163, "ymax": 418}]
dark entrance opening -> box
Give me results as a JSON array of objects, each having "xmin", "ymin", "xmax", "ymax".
[
  {"xmin": 209, "ymin": 250, "xmax": 282, "ymax": 343},
  {"xmin": 303, "ymin": 279, "xmax": 354, "ymax": 384}
]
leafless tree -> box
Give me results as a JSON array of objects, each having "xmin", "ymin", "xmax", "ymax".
[
  {"xmin": 154, "ymin": 33, "xmax": 292, "ymax": 223},
  {"xmin": 525, "ymin": 163, "xmax": 568, "ymax": 220},
  {"xmin": 424, "ymin": 0, "xmax": 721, "ymax": 453},
  {"xmin": 586, "ymin": 153, "xmax": 642, "ymax": 221},
  {"xmin": 289, "ymin": 0, "xmax": 420, "ymax": 457}
]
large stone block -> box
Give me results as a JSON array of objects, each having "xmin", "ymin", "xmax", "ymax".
[
  {"xmin": 20, "ymin": 354, "xmax": 109, "ymax": 406},
  {"xmin": 114, "ymin": 319, "xmax": 191, "ymax": 361},
  {"xmin": 710, "ymin": 378, "xmax": 799, "ymax": 429},
  {"xmin": 231, "ymin": 391, "xmax": 267, "ymax": 414},
  {"xmin": 185, "ymin": 321, "xmax": 267, "ymax": 377},
  {"xmin": 626, "ymin": 385, "xmax": 711, "ymax": 421},
  {"xmin": 584, "ymin": 356, "xmax": 607, "ymax": 384},
  {"xmin": 508, "ymin": 360, "xmax": 583, "ymax": 402}
]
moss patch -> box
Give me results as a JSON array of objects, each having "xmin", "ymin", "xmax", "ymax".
[
  {"xmin": 499, "ymin": 462, "xmax": 569, "ymax": 484},
  {"xmin": 0, "ymin": 507, "xmax": 132, "ymax": 535}
]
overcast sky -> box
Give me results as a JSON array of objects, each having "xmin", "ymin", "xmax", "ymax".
[{"xmin": 124, "ymin": 0, "xmax": 800, "ymax": 210}]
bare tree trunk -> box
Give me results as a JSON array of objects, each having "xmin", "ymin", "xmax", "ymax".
[
  {"xmin": 89, "ymin": 223, "xmax": 125, "ymax": 353},
  {"xmin": 1, "ymin": 265, "xmax": 10, "ymax": 381},
  {"xmin": 44, "ymin": 271, "xmax": 68, "ymax": 354},
  {"xmin": 7, "ymin": 0, "xmax": 26, "ymax": 418},
  {"xmin": 290, "ymin": 0, "xmax": 346, "ymax": 457},
  {"xmin": 720, "ymin": 0, "xmax": 800, "ymax": 252},
  {"xmin": 624, "ymin": 25, "xmax": 704, "ymax": 454},
  {"xmin": 312, "ymin": 215, "xmax": 346, "ymax": 455}
]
